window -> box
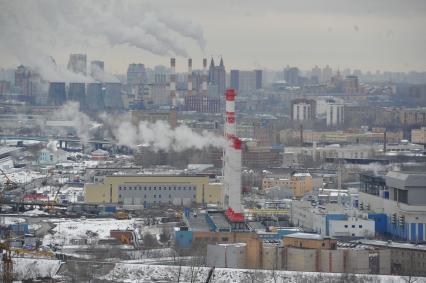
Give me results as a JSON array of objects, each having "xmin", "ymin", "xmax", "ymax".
[
  {"xmin": 352, "ymin": 225, "xmax": 355, "ymax": 228},
  {"xmin": 154, "ymin": 195, "xmax": 156, "ymax": 198},
  {"xmin": 169, "ymin": 194, "xmax": 171, "ymax": 198},
  {"xmin": 344, "ymin": 225, "xmax": 348, "ymax": 228},
  {"xmin": 119, "ymin": 194, "xmax": 122, "ymax": 198},
  {"xmin": 222, "ymin": 237, "xmax": 228, "ymax": 242},
  {"xmin": 144, "ymin": 194, "xmax": 146, "ymax": 198},
  {"xmin": 359, "ymin": 225, "xmax": 362, "ymax": 228},
  {"xmin": 159, "ymin": 194, "xmax": 161, "ymax": 198},
  {"xmin": 119, "ymin": 187, "xmax": 122, "ymax": 191}
]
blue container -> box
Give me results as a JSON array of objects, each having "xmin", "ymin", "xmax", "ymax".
[
  {"xmin": 9, "ymin": 223, "xmax": 29, "ymax": 234},
  {"xmin": 105, "ymin": 206, "xmax": 117, "ymax": 213}
]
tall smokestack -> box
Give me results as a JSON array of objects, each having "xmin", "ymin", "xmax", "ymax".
[
  {"xmin": 187, "ymin": 58, "xmax": 192, "ymax": 96},
  {"xmin": 202, "ymin": 58, "xmax": 208, "ymax": 96},
  {"xmin": 384, "ymin": 129, "xmax": 387, "ymax": 153},
  {"xmin": 225, "ymin": 89, "xmax": 236, "ymax": 139},
  {"xmin": 170, "ymin": 58, "xmax": 176, "ymax": 106},
  {"xmin": 223, "ymin": 88, "xmax": 242, "ymax": 213}
]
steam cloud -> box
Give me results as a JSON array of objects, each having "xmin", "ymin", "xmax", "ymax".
[
  {"xmin": 0, "ymin": 0, "xmax": 206, "ymax": 82},
  {"xmin": 54, "ymin": 102, "xmax": 225, "ymax": 152}
]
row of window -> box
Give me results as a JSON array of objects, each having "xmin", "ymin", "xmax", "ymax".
[
  {"xmin": 119, "ymin": 194, "xmax": 196, "ymax": 199},
  {"xmin": 344, "ymin": 224, "xmax": 363, "ymax": 229},
  {"xmin": 118, "ymin": 185, "xmax": 195, "ymax": 191}
]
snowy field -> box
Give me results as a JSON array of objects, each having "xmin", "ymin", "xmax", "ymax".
[
  {"xmin": 3, "ymin": 169, "xmax": 46, "ymax": 184},
  {"xmin": 1, "ymin": 216, "xmax": 25, "ymax": 225},
  {"xmin": 0, "ymin": 257, "xmax": 62, "ymax": 281},
  {"xmin": 101, "ymin": 264, "xmax": 426, "ymax": 283},
  {"xmin": 42, "ymin": 218, "xmax": 152, "ymax": 246}
]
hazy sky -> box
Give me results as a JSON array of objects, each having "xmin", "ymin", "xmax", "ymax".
[{"xmin": 1, "ymin": 0, "xmax": 426, "ymax": 74}]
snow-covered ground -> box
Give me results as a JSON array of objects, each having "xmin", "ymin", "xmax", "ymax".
[
  {"xmin": 2, "ymin": 169, "xmax": 47, "ymax": 184},
  {"xmin": 35, "ymin": 185, "xmax": 84, "ymax": 203},
  {"xmin": 1, "ymin": 216, "xmax": 25, "ymax": 225},
  {"xmin": 42, "ymin": 218, "xmax": 146, "ymax": 246},
  {"xmin": 0, "ymin": 257, "xmax": 61, "ymax": 281},
  {"xmin": 23, "ymin": 207, "xmax": 49, "ymax": 216},
  {"xmin": 100, "ymin": 264, "xmax": 426, "ymax": 283}
]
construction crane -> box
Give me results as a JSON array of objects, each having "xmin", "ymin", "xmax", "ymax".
[{"xmin": 0, "ymin": 168, "xmax": 18, "ymax": 191}]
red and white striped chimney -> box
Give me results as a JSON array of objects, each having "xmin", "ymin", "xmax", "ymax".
[
  {"xmin": 223, "ymin": 88, "xmax": 243, "ymax": 214},
  {"xmin": 170, "ymin": 58, "xmax": 176, "ymax": 106},
  {"xmin": 187, "ymin": 58, "xmax": 192, "ymax": 96},
  {"xmin": 225, "ymin": 88, "xmax": 236, "ymax": 139},
  {"xmin": 202, "ymin": 58, "xmax": 208, "ymax": 96}
]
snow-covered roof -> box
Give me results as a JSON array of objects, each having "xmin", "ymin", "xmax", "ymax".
[{"xmin": 285, "ymin": 232, "xmax": 327, "ymax": 240}]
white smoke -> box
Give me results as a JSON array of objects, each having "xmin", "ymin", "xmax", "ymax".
[
  {"xmin": 99, "ymin": 112, "xmax": 226, "ymax": 151},
  {"xmin": 0, "ymin": 0, "xmax": 206, "ymax": 82},
  {"xmin": 91, "ymin": 64, "xmax": 120, "ymax": 83},
  {"xmin": 46, "ymin": 140, "xmax": 58, "ymax": 152},
  {"xmin": 50, "ymin": 102, "xmax": 225, "ymax": 151}
]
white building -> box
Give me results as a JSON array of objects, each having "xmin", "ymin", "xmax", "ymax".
[
  {"xmin": 292, "ymin": 103, "xmax": 312, "ymax": 121},
  {"xmin": 326, "ymin": 103, "xmax": 344, "ymax": 126}
]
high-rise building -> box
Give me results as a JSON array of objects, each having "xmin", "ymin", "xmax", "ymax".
[
  {"xmin": 326, "ymin": 103, "xmax": 345, "ymax": 127},
  {"xmin": 90, "ymin": 60, "xmax": 104, "ymax": 77},
  {"xmin": 255, "ymin": 70, "xmax": 262, "ymax": 90},
  {"xmin": 104, "ymin": 83, "xmax": 123, "ymax": 110},
  {"xmin": 208, "ymin": 57, "xmax": 226, "ymax": 97},
  {"xmin": 322, "ymin": 65, "xmax": 333, "ymax": 82},
  {"xmin": 86, "ymin": 83, "xmax": 104, "ymax": 112},
  {"xmin": 14, "ymin": 65, "xmax": 32, "ymax": 96},
  {"xmin": 68, "ymin": 83, "xmax": 85, "ymax": 108},
  {"xmin": 48, "ymin": 82, "xmax": 66, "ymax": 106},
  {"xmin": 311, "ymin": 65, "xmax": 322, "ymax": 82},
  {"xmin": 284, "ymin": 67, "xmax": 300, "ymax": 86},
  {"xmin": 230, "ymin": 70, "xmax": 262, "ymax": 94},
  {"xmin": 343, "ymin": 75, "xmax": 359, "ymax": 94},
  {"xmin": 0, "ymin": 80, "xmax": 11, "ymax": 96},
  {"xmin": 127, "ymin": 63, "xmax": 146, "ymax": 85},
  {"xmin": 67, "ymin": 54, "xmax": 87, "ymax": 75},
  {"xmin": 291, "ymin": 99, "xmax": 317, "ymax": 121}
]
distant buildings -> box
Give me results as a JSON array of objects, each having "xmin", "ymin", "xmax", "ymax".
[
  {"xmin": 411, "ymin": 127, "xmax": 426, "ymax": 144},
  {"xmin": 127, "ymin": 63, "xmax": 147, "ymax": 85},
  {"xmin": 48, "ymin": 82, "xmax": 66, "ymax": 106},
  {"xmin": 67, "ymin": 54, "xmax": 87, "ymax": 75},
  {"xmin": 284, "ymin": 66, "xmax": 300, "ymax": 86}
]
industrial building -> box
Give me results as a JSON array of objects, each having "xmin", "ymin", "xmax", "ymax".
[{"xmin": 84, "ymin": 175, "xmax": 222, "ymax": 207}]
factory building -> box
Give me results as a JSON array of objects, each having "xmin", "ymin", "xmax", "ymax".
[
  {"xmin": 359, "ymin": 170, "xmax": 426, "ymax": 242},
  {"xmin": 84, "ymin": 175, "xmax": 222, "ymax": 207},
  {"xmin": 262, "ymin": 173, "xmax": 313, "ymax": 198}
]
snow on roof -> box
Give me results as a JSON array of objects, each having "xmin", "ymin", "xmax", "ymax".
[
  {"xmin": 285, "ymin": 232, "xmax": 326, "ymax": 240},
  {"xmin": 355, "ymin": 239, "xmax": 426, "ymax": 251}
]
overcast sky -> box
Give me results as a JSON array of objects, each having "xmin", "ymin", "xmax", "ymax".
[{"xmin": 1, "ymin": 0, "xmax": 425, "ymax": 74}]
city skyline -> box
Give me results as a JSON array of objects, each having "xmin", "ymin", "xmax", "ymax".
[{"xmin": 1, "ymin": 0, "xmax": 426, "ymax": 75}]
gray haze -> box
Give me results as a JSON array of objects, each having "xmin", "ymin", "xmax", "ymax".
[{"xmin": 0, "ymin": 0, "xmax": 425, "ymax": 73}]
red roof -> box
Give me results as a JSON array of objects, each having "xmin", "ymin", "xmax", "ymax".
[{"xmin": 225, "ymin": 207, "xmax": 244, "ymax": 222}]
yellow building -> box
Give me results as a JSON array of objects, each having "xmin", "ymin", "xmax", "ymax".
[
  {"xmin": 412, "ymin": 127, "xmax": 426, "ymax": 144},
  {"xmin": 262, "ymin": 173, "xmax": 313, "ymax": 198},
  {"xmin": 84, "ymin": 175, "xmax": 222, "ymax": 206}
]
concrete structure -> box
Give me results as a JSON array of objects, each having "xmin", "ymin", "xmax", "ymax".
[
  {"xmin": 84, "ymin": 175, "xmax": 222, "ymax": 207},
  {"xmin": 207, "ymin": 243, "xmax": 246, "ymax": 268},
  {"xmin": 313, "ymin": 213, "xmax": 375, "ymax": 238}
]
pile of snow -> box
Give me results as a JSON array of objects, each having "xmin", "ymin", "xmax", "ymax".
[
  {"xmin": 43, "ymin": 218, "xmax": 141, "ymax": 246},
  {"xmin": 100, "ymin": 264, "xmax": 426, "ymax": 283},
  {"xmin": 23, "ymin": 207, "xmax": 49, "ymax": 216},
  {"xmin": 0, "ymin": 257, "xmax": 62, "ymax": 280}
]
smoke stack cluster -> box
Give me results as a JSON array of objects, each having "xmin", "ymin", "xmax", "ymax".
[
  {"xmin": 202, "ymin": 58, "xmax": 208, "ymax": 96},
  {"xmin": 223, "ymin": 88, "xmax": 243, "ymax": 213},
  {"xmin": 170, "ymin": 58, "xmax": 176, "ymax": 106},
  {"xmin": 187, "ymin": 58, "xmax": 192, "ymax": 96}
]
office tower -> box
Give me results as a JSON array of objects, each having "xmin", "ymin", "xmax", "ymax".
[
  {"xmin": 343, "ymin": 75, "xmax": 359, "ymax": 94},
  {"xmin": 311, "ymin": 65, "xmax": 322, "ymax": 83},
  {"xmin": 127, "ymin": 63, "xmax": 146, "ymax": 85},
  {"xmin": 67, "ymin": 54, "xmax": 87, "ymax": 75},
  {"xmin": 208, "ymin": 57, "xmax": 226, "ymax": 96},
  {"xmin": 48, "ymin": 82, "xmax": 66, "ymax": 106},
  {"xmin": 86, "ymin": 83, "xmax": 104, "ymax": 112},
  {"xmin": 284, "ymin": 67, "xmax": 300, "ymax": 86},
  {"xmin": 68, "ymin": 83, "xmax": 86, "ymax": 108},
  {"xmin": 291, "ymin": 99, "xmax": 317, "ymax": 121},
  {"xmin": 187, "ymin": 58, "xmax": 192, "ymax": 96},
  {"xmin": 104, "ymin": 82, "xmax": 123, "ymax": 110}
]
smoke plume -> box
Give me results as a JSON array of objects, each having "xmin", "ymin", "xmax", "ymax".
[
  {"xmin": 53, "ymin": 102, "xmax": 226, "ymax": 151},
  {"xmin": 0, "ymin": 0, "xmax": 206, "ymax": 82}
]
